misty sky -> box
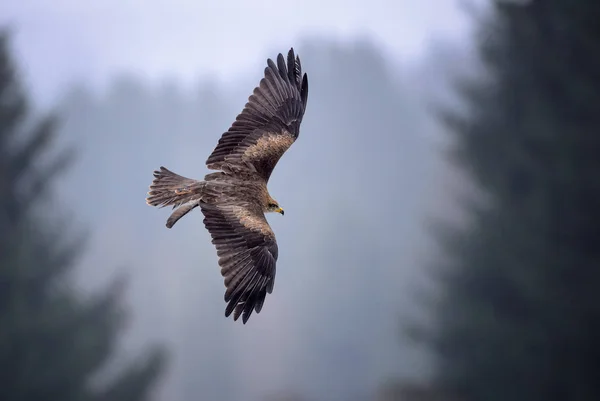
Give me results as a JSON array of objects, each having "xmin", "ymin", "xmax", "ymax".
[
  {"xmin": 0, "ymin": 2, "xmax": 484, "ymax": 401},
  {"xmin": 1, "ymin": 0, "xmax": 478, "ymax": 104}
]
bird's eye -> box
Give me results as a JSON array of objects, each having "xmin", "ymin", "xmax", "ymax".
[{"xmin": 269, "ymin": 203, "xmax": 278, "ymax": 208}]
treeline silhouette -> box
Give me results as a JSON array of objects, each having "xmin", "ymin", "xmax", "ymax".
[
  {"xmin": 394, "ymin": 1, "xmax": 600, "ymax": 401},
  {"xmin": 0, "ymin": 29, "xmax": 166, "ymax": 401}
]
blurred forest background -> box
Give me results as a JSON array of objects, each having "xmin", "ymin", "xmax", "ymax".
[{"xmin": 1, "ymin": 0, "xmax": 599, "ymax": 400}]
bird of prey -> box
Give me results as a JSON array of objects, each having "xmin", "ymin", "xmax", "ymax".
[{"xmin": 145, "ymin": 48, "xmax": 309, "ymax": 324}]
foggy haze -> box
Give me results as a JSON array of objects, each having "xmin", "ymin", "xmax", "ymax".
[{"xmin": 0, "ymin": 1, "xmax": 478, "ymax": 400}]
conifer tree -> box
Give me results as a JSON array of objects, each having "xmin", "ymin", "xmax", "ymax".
[
  {"xmin": 0, "ymin": 28, "xmax": 167, "ymax": 401},
  {"xmin": 427, "ymin": 1, "xmax": 600, "ymax": 400}
]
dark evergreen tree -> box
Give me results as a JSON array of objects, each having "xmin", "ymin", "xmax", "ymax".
[
  {"xmin": 0, "ymin": 28, "xmax": 167, "ymax": 401},
  {"xmin": 425, "ymin": 1, "xmax": 600, "ymax": 400}
]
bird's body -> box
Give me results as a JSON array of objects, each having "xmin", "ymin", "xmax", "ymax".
[{"xmin": 145, "ymin": 48, "xmax": 308, "ymax": 324}]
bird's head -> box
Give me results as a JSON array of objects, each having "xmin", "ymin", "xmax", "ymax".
[{"xmin": 266, "ymin": 201, "xmax": 285, "ymax": 216}]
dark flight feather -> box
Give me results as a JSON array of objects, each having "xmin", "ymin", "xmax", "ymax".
[
  {"xmin": 205, "ymin": 48, "xmax": 309, "ymax": 182},
  {"xmin": 200, "ymin": 202, "xmax": 277, "ymax": 324}
]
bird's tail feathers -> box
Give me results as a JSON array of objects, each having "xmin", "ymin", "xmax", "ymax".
[{"xmin": 146, "ymin": 166, "xmax": 205, "ymax": 227}]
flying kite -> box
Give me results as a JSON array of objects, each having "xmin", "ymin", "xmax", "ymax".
[{"xmin": 146, "ymin": 48, "xmax": 309, "ymax": 324}]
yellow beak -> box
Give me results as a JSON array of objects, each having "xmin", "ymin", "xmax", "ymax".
[{"xmin": 276, "ymin": 207, "xmax": 285, "ymax": 216}]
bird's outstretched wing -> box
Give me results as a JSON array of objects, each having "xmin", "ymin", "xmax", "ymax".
[
  {"xmin": 205, "ymin": 48, "xmax": 309, "ymax": 182},
  {"xmin": 199, "ymin": 201, "xmax": 278, "ymax": 324}
]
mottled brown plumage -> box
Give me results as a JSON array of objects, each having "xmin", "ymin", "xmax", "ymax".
[{"xmin": 145, "ymin": 48, "xmax": 309, "ymax": 324}]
